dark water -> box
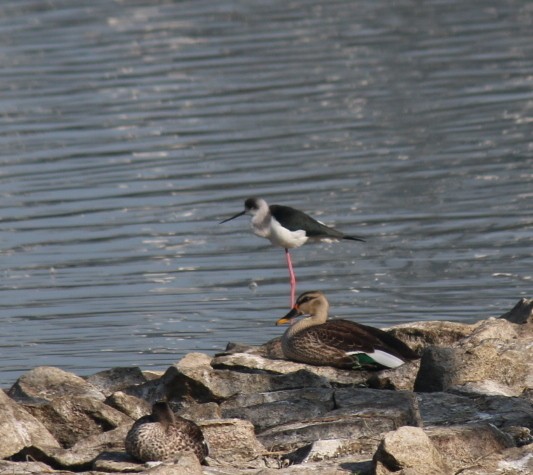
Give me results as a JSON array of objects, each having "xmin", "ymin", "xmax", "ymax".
[{"xmin": 1, "ymin": 0, "xmax": 532, "ymax": 387}]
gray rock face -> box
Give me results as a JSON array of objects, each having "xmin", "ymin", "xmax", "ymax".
[
  {"xmin": 373, "ymin": 426, "xmax": 452, "ymax": 474},
  {"xmin": 20, "ymin": 395, "xmax": 133, "ymax": 448},
  {"xmin": 415, "ymin": 318, "xmax": 533, "ymax": 396},
  {"xmin": 8, "ymin": 366, "xmax": 105, "ymax": 402},
  {"xmin": 0, "ymin": 390, "xmax": 60, "ymax": 459}
]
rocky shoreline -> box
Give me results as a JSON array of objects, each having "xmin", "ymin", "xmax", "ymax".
[{"xmin": 1, "ymin": 298, "xmax": 532, "ymax": 475}]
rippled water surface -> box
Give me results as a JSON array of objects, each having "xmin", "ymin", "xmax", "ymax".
[{"xmin": 1, "ymin": 0, "xmax": 532, "ymax": 387}]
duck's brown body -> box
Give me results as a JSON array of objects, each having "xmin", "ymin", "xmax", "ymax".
[
  {"xmin": 277, "ymin": 291, "xmax": 419, "ymax": 370},
  {"xmin": 125, "ymin": 402, "xmax": 208, "ymax": 463}
]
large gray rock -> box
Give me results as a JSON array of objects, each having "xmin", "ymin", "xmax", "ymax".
[
  {"xmin": 106, "ymin": 390, "xmax": 152, "ymax": 420},
  {"xmin": 16, "ymin": 423, "xmax": 132, "ymax": 469},
  {"xmin": 85, "ymin": 367, "xmax": 147, "ymax": 397},
  {"xmin": 221, "ymin": 387, "xmax": 334, "ymax": 431},
  {"xmin": 149, "ymin": 353, "xmax": 331, "ymax": 403},
  {"xmin": 414, "ymin": 318, "xmax": 533, "ymax": 396},
  {"xmin": 8, "ymin": 366, "xmax": 105, "ymax": 402},
  {"xmin": 499, "ymin": 297, "xmax": 533, "ymax": 324},
  {"xmin": 0, "ymin": 390, "xmax": 60, "ymax": 459},
  {"xmin": 212, "ymin": 352, "xmax": 369, "ymax": 386},
  {"xmin": 21, "ymin": 395, "xmax": 133, "ymax": 447},
  {"xmin": 425, "ymin": 423, "xmax": 514, "ymax": 473},
  {"xmin": 373, "ymin": 426, "xmax": 451, "ymax": 475},
  {"xmin": 417, "ymin": 391, "xmax": 533, "ymax": 430}
]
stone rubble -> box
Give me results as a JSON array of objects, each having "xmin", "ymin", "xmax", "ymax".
[{"xmin": 0, "ymin": 297, "xmax": 531, "ymax": 475}]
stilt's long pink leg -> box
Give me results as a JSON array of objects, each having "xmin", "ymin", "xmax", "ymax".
[{"xmin": 285, "ymin": 248, "xmax": 296, "ymax": 307}]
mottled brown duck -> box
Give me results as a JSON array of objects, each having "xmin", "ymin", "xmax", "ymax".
[
  {"xmin": 276, "ymin": 291, "xmax": 419, "ymax": 369},
  {"xmin": 125, "ymin": 401, "xmax": 208, "ymax": 463}
]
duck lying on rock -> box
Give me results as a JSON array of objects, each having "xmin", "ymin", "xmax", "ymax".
[
  {"xmin": 276, "ymin": 291, "xmax": 419, "ymax": 370},
  {"xmin": 125, "ymin": 401, "xmax": 208, "ymax": 463}
]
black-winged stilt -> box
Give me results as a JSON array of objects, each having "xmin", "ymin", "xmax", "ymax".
[{"xmin": 220, "ymin": 197, "xmax": 364, "ymax": 306}]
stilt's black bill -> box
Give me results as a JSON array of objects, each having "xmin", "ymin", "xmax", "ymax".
[{"xmin": 219, "ymin": 210, "xmax": 246, "ymax": 224}]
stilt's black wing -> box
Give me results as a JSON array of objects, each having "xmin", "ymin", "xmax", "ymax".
[{"xmin": 270, "ymin": 204, "xmax": 346, "ymax": 239}]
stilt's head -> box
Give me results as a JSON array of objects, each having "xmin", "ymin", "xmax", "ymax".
[
  {"xmin": 219, "ymin": 197, "xmax": 268, "ymax": 223},
  {"xmin": 276, "ymin": 290, "xmax": 329, "ymax": 325}
]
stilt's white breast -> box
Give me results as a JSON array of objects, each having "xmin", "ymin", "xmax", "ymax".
[
  {"xmin": 250, "ymin": 208, "xmax": 308, "ymax": 249},
  {"xmin": 266, "ymin": 218, "xmax": 308, "ymax": 249}
]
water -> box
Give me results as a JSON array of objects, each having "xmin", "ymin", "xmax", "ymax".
[{"xmin": 0, "ymin": 0, "xmax": 531, "ymax": 388}]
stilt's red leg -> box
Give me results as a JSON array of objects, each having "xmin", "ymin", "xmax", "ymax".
[{"xmin": 285, "ymin": 248, "xmax": 296, "ymax": 307}]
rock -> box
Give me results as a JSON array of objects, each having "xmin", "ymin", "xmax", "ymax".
[
  {"xmin": 367, "ymin": 359, "xmax": 421, "ymax": 391},
  {"xmin": 155, "ymin": 353, "xmax": 331, "ymax": 403},
  {"xmin": 94, "ymin": 451, "xmax": 203, "ymax": 474},
  {"xmin": 17, "ymin": 423, "xmax": 131, "ymax": 469},
  {"xmin": 457, "ymin": 444, "xmax": 533, "ymax": 475},
  {"xmin": 8, "ymin": 366, "xmax": 105, "ymax": 402},
  {"xmin": 21, "ymin": 395, "xmax": 133, "ymax": 447},
  {"xmin": 221, "ymin": 388, "xmax": 334, "ymax": 431},
  {"xmin": 0, "ymin": 461, "xmax": 55, "ymax": 474},
  {"xmin": 284, "ymin": 438, "xmax": 376, "ymax": 465},
  {"xmin": 373, "ymin": 426, "xmax": 451, "ymax": 475},
  {"xmin": 106, "ymin": 391, "xmax": 152, "ymax": 420},
  {"xmin": 85, "ymin": 367, "xmax": 147, "ymax": 397},
  {"xmin": 92, "ymin": 451, "xmax": 143, "ymax": 472},
  {"xmin": 212, "ymin": 352, "xmax": 368, "ymax": 386},
  {"xmin": 179, "ymin": 401, "xmax": 221, "ymax": 421},
  {"xmin": 333, "ymin": 388, "xmax": 421, "ymax": 427},
  {"xmin": 414, "ymin": 318, "xmax": 533, "ymax": 396},
  {"xmin": 0, "ymin": 389, "xmax": 60, "ymax": 459},
  {"xmin": 499, "ymin": 298, "xmax": 533, "ymax": 324},
  {"xmin": 417, "ymin": 391, "xmax": 533, "ymax": 430},
  {"xmin": 198, "ymin": 418, "xmax": 266, "ymax": 466},
  {"xmin": 386, "ymin": 320, "xmax": 476, "ymax": 352},
  {"xmin": 259, "ymin": 409, "xmax": 416, "ymax": 453},
  {"xmin": 425, "ymin": 423, "xmax": 514, "ymax": 472}
]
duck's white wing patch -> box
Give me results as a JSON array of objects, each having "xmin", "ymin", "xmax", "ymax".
[{"xmin": 346, "ymin": 350, "xmax": 405, "ymax": 368}]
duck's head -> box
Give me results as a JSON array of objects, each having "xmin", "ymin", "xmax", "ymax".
[
  {"xmin": 151, "ymin": 401, "xmax": 175, "ymax": 426},
  {"xmin": 219, "ymin": 197, "xmax": 268, "ymax": 223},
  {"xmin": 276, "ymin": 290, "xmax": 329, "ymax": 325}
]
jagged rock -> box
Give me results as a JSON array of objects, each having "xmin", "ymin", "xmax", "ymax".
[
  {"xmin": 373, "ymin": 426, "xmax": 452, "ymax": 475},
  {"xmin": 212, "ymin": 352, "xmax": 369, "ymax": 386},
  {"xmin": 8, "ymin": 366, "xmax": 105, "ymax": 402},
  {"xmin": 417, "ymin": 391, "xmax": 533, "ymax": 429},
  {"xmin": 151, "ymin": 353, "xmax": 331, "ymax": 403},
  {"xmin": 0, "ymin": 389, "xmax": 60, "ymax": 459},
  {"xmin": 16, "ymin": 423, "xmax": 131, "ymax": 469},
  {"xmin": 21, "ymin": 395, "xmax": 133, "ymax": 447},
  {"xmin": 221, "ymin": 388, "xmax": 334, "ymax": 431},
  {"xmin": 499, "ymin": 298, "xmax": 533, "ymax": 324},
  {"xmin": 258, "ymin": 388, "xmax": 420, "ymax": 453},
  {"xmin": 425, "ymin": 423, "xmax": 515, "ymax": 472},
  {"xmin": 93, "ymin": 451, "xmax": 203, "ymax": 474},
  {"xmin": 414, "ymin": 318, "xmax": 533, "ymax": 396},
  {"xmin": 85, "ymin": 367, "xmax": 147, "ymax": 397},
  {"xmin": 333, "ymin": 388, "xmax": 421, "ymax": 426},
  {"xmin": 457, "ymin": 444, "xmax": 533, "ymax": 475},
  {"xmin": 92, "ymin": 451, "xmax": 143, "ymax": 472},
  {"xmin": 179, "ymin": 401, "xmax": 221, "ymax": 421},
  {"xmin": 284, "ymin": 438, "xmax": 376, "ymax": 465},
  {"xmin": 386, "ymin": 320, "xmax": 476, "ymax": 352},
  {"xmin": 0, "ymin": 461, "xmax": 55, "ymax": 474},
  {"xmin": 198, "ymin": 418, "xmax": 266, "ymax": 466},
  {"xmin": 367, "ymin": 359, "xmax": 421, "ymax": 391},
  {"xmin": 106, "ymin": 391, "xmax": 152, "ymax": 420}
]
